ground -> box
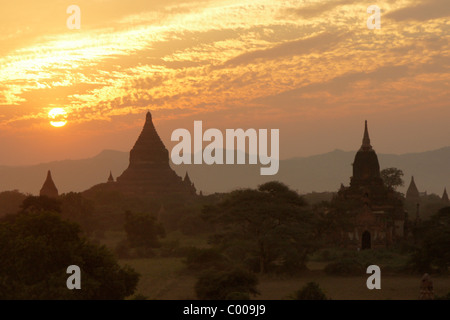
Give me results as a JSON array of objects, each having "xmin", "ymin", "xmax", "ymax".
[
  {"xmin": 99, "ymin": 231, "xmax": 450, "ymax": 300},
  {"xmin": 120, "ymin": 257, "xmax": 450, "ymax": 300}
]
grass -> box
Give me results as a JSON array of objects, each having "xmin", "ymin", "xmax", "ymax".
[
  {"xmin": 111, "ymin": 237, "xmax": 448, "ymax": 300},
  {"xmin": 311, "ymin": 247, "xmax": 412, "ymax": 274},
  {"xmin": 116, "ymin": 230, "xmax": 214, "ymax": 299},
  {"xmin": 120, "ymin": 256, "xmax": 450, "ymax": 300},
  {"xmin": 120, "ymin": 257, "xmax": 195, "ymax": 300},
  {"xmin": 258, "ymin": 274, "xmax": 450, "ymax": 300},
  {"xmin": 163, "ymin": 230, "xmax": 211, "ymax": 249}
]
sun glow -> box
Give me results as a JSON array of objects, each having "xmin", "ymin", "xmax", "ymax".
[{"xmin": 48, "ymin": 108, "xmax": 67, "ymax": 127}]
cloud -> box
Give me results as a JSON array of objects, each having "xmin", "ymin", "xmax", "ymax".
[
  {"xmin": 386, "ymin": 0, "xmax": 450, "ymax": 21},
  {"xmin": 223, "ymin": 31, "xmax": 348, "ymax": 67},
  {"xmin": 284, "ymin": 0, "xmax": 357, "ymax": 18},
  {"xmin": 254, "ymin": 54, "xmax": 450, "ymax": 108}
]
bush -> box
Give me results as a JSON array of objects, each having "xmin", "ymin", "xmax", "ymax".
[
  {"xmin": 130, "ymin": 293, "xmax": 148, "ymax": 300},
  {"xmin": 324, "ymin": 257, "xmax": 365, "ymax": 276},
  {"xmin": 312, "ymin": 248, "xmax": 343, "ymax": 262},
  {"xmin": 185, "ymin": 248, "xmax": 229, "ymax": 271},
  {"xmin": 124, "ymin": 211, "xmax": 165, "ymax": 249},
  {"xmin": 179, "ymin": 214, "xmax": 210, "ymax": 235},
  {"xmin": 225, "ymin": 292, "xmax": 251, "ymax": 300},
  {"xmin": 436, "ymin": 292, "xmax": 450, "ymax": 300},
  {"xmin": 293, "ymin": 282, "xmax": 328, "ymax": 300},
  {"xmin": 195, "ymin": 268, "xmax": 259, "ymax": 300}
]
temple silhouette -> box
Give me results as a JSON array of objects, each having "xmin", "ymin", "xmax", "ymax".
[
  {"xmin": 84, "ymin": 111, "xmax": 196, "ymax": 197},
  {"xmin": 33, "ymin": 115, "xmax": 447, "ymax": 245},
  {"xmin": 39, "ymin": 170, "xmax": 59, "ymax": 198},
  {"xmin": 333, "ymin": 121, "xmax": 405, "ymax": 249}
]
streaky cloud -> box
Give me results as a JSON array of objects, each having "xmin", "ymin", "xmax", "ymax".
[
  {"xmin": 386, "ymin": 0, "xmax": 450, "ymax": 21},
  {"xmin": 284, "ymin": 0, "xmax": 357, "ymax": 19},
  {"xmin": 223, "ymin": 31, "xmax": 349, "ymax": 67}
]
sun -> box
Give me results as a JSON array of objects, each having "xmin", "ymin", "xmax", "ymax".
[{"xmin": 48, "ymin": 108, "xmax": 67, "ymax": 127}]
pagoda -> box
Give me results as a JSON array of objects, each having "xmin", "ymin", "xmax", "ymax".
[
  {"xmin": 85, "ymin": 111, "xmax": 195, "ymax": 197},
  {"xmin": 39, "ymin": 170, "xmax": 59, "ymax": 198},
  {"xmin": 332, "ymin": 121, "xmax": 405, "ymax": 249}
]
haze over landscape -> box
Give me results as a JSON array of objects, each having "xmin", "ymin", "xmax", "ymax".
[{"xmin": 1, "ymin": 146, "xmax": 449, "ymax": 196}]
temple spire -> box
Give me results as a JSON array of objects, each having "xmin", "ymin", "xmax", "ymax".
[
  {"xmin": 108, "ymin": 171, "xmax": 114, "ymax": 183},
  {"xmin": 406, "ymin": 176, "xmax": 420, "ymax": 201},
  {"xmin": 183, "ymin": 171, "xmax": 196, "ymax": 195},
  {"xmin": 184, "ymin": 172, "xmax": 192, "ymax": 184},
  {"xmin": 39, "ymin": 170, "xmax": 59, "ymax": 198},
  {"xmin": 443, "ymin": 188, "xmax": 449, "ymax": 203},
  {"xmin": 361, "ymin": 120, "xmax": 372, "ymax": 151}
]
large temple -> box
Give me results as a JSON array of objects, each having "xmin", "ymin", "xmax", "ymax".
[
  {"xmin": 85, "ymin": 111, "xmax": 196, "ymax": 197},
  {"xmin": 332, "ymin": 121, "xmax": 406, "ymax": 249}
]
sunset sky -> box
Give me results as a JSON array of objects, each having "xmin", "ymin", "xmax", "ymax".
[{"xmin": 0, "ymin": 0, "xmax": 449, "ymax": 166}]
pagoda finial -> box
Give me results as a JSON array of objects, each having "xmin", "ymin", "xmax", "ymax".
[
  {"xmin": 184, "ymin": 171, "xmax": 191, "ymax": 184},
  {"xmin": 146, "ymin": 110, "xmax": 152, "ymax": 119},
  {"xmin": 443, "ymin": 187, "xmax": 449, "ymax": 203},
  {"xmin": 361, "ymin": 120, "xmax": 372, "ymax": 150},
  {"xmin": 108, "ymin": 170, "xmax": 114, "ymax": 183}
]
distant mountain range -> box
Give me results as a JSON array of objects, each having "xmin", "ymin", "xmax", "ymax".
[{"xmin": 0, "ymin": 147, "xmax": 449, "ymax": 196}]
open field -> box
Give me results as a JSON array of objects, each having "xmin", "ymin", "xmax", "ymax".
[{"xmin": 120, "ymin": 257, "xmax": 450, "ymax": 300}]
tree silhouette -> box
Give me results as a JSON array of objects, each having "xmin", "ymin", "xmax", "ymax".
[
  {"xmin": 0, "ymin": 211, "xmax": 139, "ymax": 299},
  {"xmin": 381, "ymin": 167, "xmax": 404, "ymax": 190},
  {"xmin": 203, "ymin": 181, "xmax": 315, "ymax": 273},
  {"xmin": 411, "ymin": 206, "xmax": 450, "ymax": 272}
]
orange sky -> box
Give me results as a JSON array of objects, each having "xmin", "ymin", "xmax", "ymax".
[{"xmin": 0, "ymin": 0, "xmax": 449, "ymax": 165}]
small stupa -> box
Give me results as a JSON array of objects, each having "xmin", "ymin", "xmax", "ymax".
[{"xmin": 39, "ymin": 170, "xmax": 59, "ymax": 198}]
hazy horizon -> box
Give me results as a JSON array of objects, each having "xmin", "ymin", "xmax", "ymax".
[{"xmin": 1, "ymin": 142, "xmax": 450, "ymax": 167}]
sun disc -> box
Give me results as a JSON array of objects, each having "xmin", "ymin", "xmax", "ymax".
[{"xmin": 48, "ymin": 108, "xmax": 67, "ymax": 127}]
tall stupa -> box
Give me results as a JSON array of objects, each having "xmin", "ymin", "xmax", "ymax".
[{"xmin": 85, "ymin": 111, "xmax": 195, "ymax": 197}]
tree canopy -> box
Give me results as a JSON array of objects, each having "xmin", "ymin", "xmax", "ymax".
[
  {"xmin": 20, "ymin": 195, "xmax": 62, "ymax": 214},
  {"xmin": 202, "ymin": 181, "xmax": 316, "ymax": 273},
  {"xmin": 411, "ymin": 206, "xmax": 450, "ymax": 273},
  {"xmin": 124, "ymin": 211, "xmax": 165, "ymax": 249},
  {"xmin": 60, "ymin": 192, "xmax": 96, "ymax": 235},
  {"xmin": 0, "ymin": 211, "xmax": 139, "ymax": 299},
  {"xmin": 195, "ymin": 268, "xmax": 259, "ymax": 300},
  {"xmin": 380, "ymin": 167, "xmax": 404, "ymax": 190}
]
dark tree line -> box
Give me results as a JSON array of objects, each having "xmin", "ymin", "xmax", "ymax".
[{"xmin": 0, "ymin": 196, "xmax": 139, "ymax": 299}]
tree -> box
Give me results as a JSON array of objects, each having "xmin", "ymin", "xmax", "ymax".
[
  {"xmin": 411, "ymin": 206, "xmax": 450, "ymax": 273},
  {"xmin": 202, "ymin": 181, "xmax": 316, "ymax": 273},
  {"xmin": 380, "ymin": 167, "xmax": 404, "ymax": 190},
  {"xmin": 20, "ymin": 195, "xmax": 62, "ymax": 214},
  {"xmin": 184, "ymin": 248, "xmax": 229, "ymax": 271},
  {"xmin": 293, "ymin": 282, "xmax": 328, "ymax": 300},
  {"xmin": 0, "ymin": 190, "xmax": 27, "ymax": 217},
  {"xmin": 124, "ymin": 211, "xmax": 165, "ymax": 249},
  {"xmin": 60, "ymin": 192, "xmax": 96, "ymax": 235},
  {"xmin": 0, "ymin": 211, "xmax": 139, "ymax": 299},
  {"xmin": 195, "ymin": 268, "xmax": 259, "ymax": 300}
]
